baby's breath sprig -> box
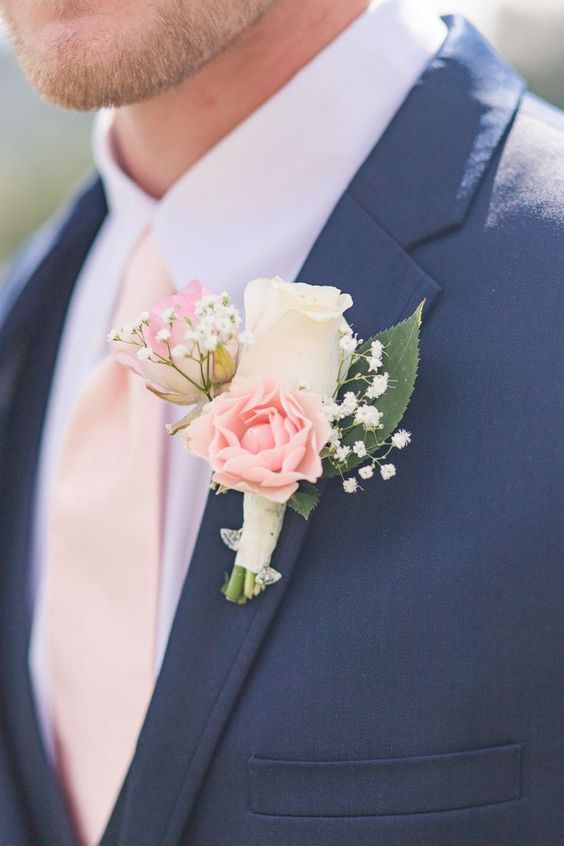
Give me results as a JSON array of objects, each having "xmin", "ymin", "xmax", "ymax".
[
  {"xmin": 319, "ymin": 303, "xmax": 423, "ymax": 491},
  {"xmin": 108, "ymin": 291, "xmax": 253, "ymax": 409}
]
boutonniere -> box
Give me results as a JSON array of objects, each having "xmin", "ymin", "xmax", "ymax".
[{"xmin": 110, "ymin": 277, "xmax": 422, "ymax": 604}]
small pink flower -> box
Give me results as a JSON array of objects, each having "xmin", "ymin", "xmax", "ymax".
[
  {"xmin": 184, "ymin": 378, "xmax": 331, "ymax": 503},
  {"xmin": 142, "ymin": 279, "xmax": 208, "ymax": 357},
  {"xmin": 115, "ymin": 279, "xmax": 234, "ymax": 402}
]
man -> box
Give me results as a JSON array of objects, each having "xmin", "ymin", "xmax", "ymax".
[{"xmin": 0, "ymin": 0, "xmax": 563, "ymax": 843}]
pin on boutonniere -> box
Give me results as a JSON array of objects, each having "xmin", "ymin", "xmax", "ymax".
[{"xmin": 110, "ymin": 277, "xmax": 422, "ymax": 604}]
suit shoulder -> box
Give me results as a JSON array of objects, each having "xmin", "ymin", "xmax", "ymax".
[
  {"xmin": 519, "ymin": 91, "xmax": 564, "ymax": 136},
  {"xmin": 0, "ymin": 174, "xmax": 104, "ymax": 330},
  {"xmin": 490, "ymin": 92, "xmax": 564, "ymax": 236},
  {"xmin": 0, "ymin": 214, "xmax": 62, "ymax": 332}
]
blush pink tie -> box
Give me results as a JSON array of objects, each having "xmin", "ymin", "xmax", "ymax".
[{"xmin": 47, "ymin": 231, "xmax": 173, "ymax": 846}]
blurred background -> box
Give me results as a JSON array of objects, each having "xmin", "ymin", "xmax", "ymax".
[{"xmin": 1, "ymin": 0, "xmax": 563, "ymax": 267}]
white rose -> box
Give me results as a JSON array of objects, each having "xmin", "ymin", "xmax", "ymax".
[{"xmin": 235, "ymin": 277, "xmax": 353, "ymax": 396}]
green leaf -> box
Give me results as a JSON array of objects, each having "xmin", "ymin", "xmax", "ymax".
[
  {"xmin": 324, "ymin": 302, "xmax": 423, "ymax": 477},
  {"xmin": 288, "ymin": 482, "xmax": 320, "ymax": 520}
]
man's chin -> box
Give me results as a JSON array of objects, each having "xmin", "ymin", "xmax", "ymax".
[
  {"xmin": 12, "ymin": 23, "xmax": 154, "ymax": 111},
  {"xmin": 14, "ymin": 43, "xmax": 104, "ymax": 110},
  {"xmin": 3, "ymin": 0, "xmax": 276, "ymax": 111}
]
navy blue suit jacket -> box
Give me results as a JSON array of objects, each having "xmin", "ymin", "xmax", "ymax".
[{"xmin": 1, "ymin": 18, "xmax": 563, "ymax": 846}]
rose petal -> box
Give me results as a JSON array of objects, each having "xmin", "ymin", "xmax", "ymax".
[{"xmin": 184, "ymin": 377, "xmax": 327, "ymax": 503}]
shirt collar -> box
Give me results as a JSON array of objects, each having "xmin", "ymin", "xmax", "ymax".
[
  {"xmin": 94, "ymin": 0, "xmax": 446, "ymax": 296},
  {"xmin": 94, "ymin": 109, "xmax": 157, "ymax": 227}
]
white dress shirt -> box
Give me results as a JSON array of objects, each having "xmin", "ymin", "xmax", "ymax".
[{"xmin": 30, "ymin": 0, "xmax": 446, "ymax": 756}]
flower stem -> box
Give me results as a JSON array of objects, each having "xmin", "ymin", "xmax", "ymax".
[
  {"xmin": 244, "ymin": 569, "xmax": 256, "ymax": 600},
  {"xmin": 223, "ymin": 564, "xmax": 246, "ymax": 603},
  {"xmin": 222, "ymin": 495, "xmax": 287, "ymax": 605}
]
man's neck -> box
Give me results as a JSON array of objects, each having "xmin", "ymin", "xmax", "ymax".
[{"xmin": 111, "ymin": 0, "xmax": 369, "ymax": 199}]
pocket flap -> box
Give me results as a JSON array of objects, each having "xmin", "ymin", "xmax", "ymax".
[{"xmin": 249, "ymin": 744, "xmax": 522, "ymax": 817}]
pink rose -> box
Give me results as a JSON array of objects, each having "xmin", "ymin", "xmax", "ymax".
[
  {"xmin": 114, "ymin": 279, "xmax": 238, "ymax": 403},
  {"xmin": 114, "ymin": 279, "xmax": 210, "ymax": 401},
  {"xmin": 184, "ymin": 378, "xmax": 331, "ymax": 503},
  {"xmin": 142, "ymin": 279, "xmax": 208, "ymax": 357}
]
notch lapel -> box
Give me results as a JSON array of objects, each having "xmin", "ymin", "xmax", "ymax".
[
  {"xmin": 106, "ymin": 17, "xmax": 526, "ymax": 846},
  {"xmin": 348, "ymin": 15, "xmax": 525, "ymax": 249},
  {"xmin": 105, "ymin": 163, "xmax": 442, "ymax": 846},
  {"xmin": 0, "ymin": 177, "xmax": 107, "ymax": 846}
]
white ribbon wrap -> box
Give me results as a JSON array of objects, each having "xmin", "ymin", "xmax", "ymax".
[{"xmin": 234, "ymin": 493, "xmax": 286, "ymax": 574}]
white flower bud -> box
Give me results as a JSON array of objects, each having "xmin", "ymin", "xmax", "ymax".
[
  {"xmin": 335, "ymin": 445, "xmax": 351, "ymax": 463},
  {"xmin": 343, "ymin": 478, "xmax": 359, "ymax": 493},
  {"xmin": 354, "ymin": 405, "xmax": 382, "ymax": 429},
  {"xmin": 366, "ymin": 372, "xmax": 389, "ymax": 399},
  {"xmin": 352, "ymin": 440, "xmax": 367, "ymax": 458},
  {"xmin": 370, "ymin": 340, "xmax": 384, "ymax": 359},
  {"xmin": 391, "ymin": 429, "xmax": 411, "ymax": 449},
  {"xmin": 202, "ymin": 335, "xmax": 219, "ymax": 352},
  {"xmin": 339, "ymin": 334, "xmax": 358, "ymax": 353},
  {"xmin": 339, "ymin": 391, "xmax": 358, "ymax": 417},
  {"xmin": 161, "ymin": 307, "xmax": 176, "ymax": 323}
]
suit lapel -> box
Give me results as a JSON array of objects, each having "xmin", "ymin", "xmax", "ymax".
[
  {"xmin": 0, "ymin": 177, "xmax": 107, "ymax": 846},
  {"xmin": 0, "ymin": 179, "xmax": 440, "ymax": 846},
  {"xmin": 104, "ymin": 195, "xmax": 441, "ymax": 846},
  {"xmin": 347, "ymin": 14, "xmax": 525, "ymax": 249},
  {"xmin": 105, "ymin": 17, "xmax": 525, "ymax": 846}
]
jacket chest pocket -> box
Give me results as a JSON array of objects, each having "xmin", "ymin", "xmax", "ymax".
[{"xmin": 249, "ymin": 744, "xmax": 522, "ymax": 818}]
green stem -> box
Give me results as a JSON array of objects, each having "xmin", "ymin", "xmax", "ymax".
[
  {"xmin": 151, "ymin": 351, "xmax": 207, "ymax": 396},
  {"xmin": 196, "ymin": 343, "xmax": 208, "ymax": 392},
  {"xmin": 223, "ymin": 564, "xmax": 246, "ymax": 603},
  {"xmin": 244, "ymin": 569, "xmax": 256, "ymax": 600}
]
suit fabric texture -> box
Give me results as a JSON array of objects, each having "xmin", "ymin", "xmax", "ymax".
[{"xmin": 0, "ymin": 18, "xmax": 563, "ymax": 846}]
